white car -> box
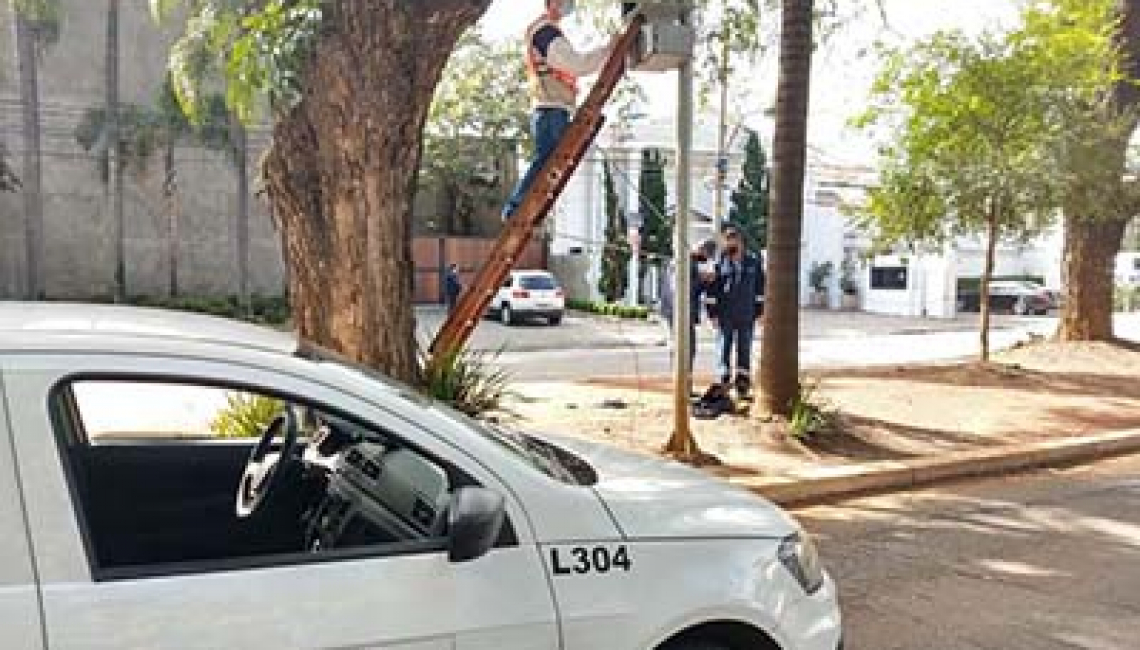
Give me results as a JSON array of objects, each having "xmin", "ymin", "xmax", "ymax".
[
  {"xmin": 493, "ymin": 270, "xmax": 565, "ymax": 326},
  {"xmin": 0, "ymin": 304, "xmax": 842, "ymax": 650}
]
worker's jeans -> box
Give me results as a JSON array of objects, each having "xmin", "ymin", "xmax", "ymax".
[
  {"xmin": 502, "ymin": 107, "xmax": 571, "ymax": 219},
  {"xmin": 717, "ymin": 322, "xmax": 754, "ymax": 384}
]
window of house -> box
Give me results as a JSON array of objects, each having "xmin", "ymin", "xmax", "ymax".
[
  {"xmin": 51, "ymin": 379, "xmax": 486, "ymax": 580},
  {"xmin": 870, "ymin": 266, "xmax": 908, "ymax": 290}
]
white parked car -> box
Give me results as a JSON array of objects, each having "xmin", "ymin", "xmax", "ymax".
[
  {"xmin": 0, "ymin": 304, "xmax": 841, "ymax": 650},
  {"xmin": 492, "ymin": 270, "xmax": 565, "ymax": 325}
]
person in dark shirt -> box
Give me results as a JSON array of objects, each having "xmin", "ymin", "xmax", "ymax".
[
  {"xmin": 660, "ymin": 240, "xmax": 717, "ymax": 388},
  {"xmin": 501, "ymin": 1, "xmax": 614, "ymax": 220},
  {"xmin": 706, "ymin": 225, "xmax": 766, "ymax": 398},
  {"xmin": 444, "ymin": 264, "xmax": 462, "ymax": 314}
]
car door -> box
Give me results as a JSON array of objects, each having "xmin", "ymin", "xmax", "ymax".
[
  {"xmin": 0, "ymin": 377, "xmax": 45, "ymax": 649},
  {"xmin": 4, "ymin": 354, "xmax": 559, "ymax": 650}
]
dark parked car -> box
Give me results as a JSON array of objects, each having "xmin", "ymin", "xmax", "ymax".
[{"xmin": 958, "ymin": 281, "xmax": 1052, "ymax": 315}]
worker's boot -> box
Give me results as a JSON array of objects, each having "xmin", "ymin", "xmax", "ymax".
[{"xmin": 734, "ymin": 373, "xmax": 752, "ymax": 402}]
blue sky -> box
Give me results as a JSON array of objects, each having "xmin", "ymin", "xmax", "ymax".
[{"xmin": 476, "ymin": 0, "xmax": 1018, "ymax": 162}]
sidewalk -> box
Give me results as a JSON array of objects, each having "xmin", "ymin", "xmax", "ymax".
[{"xmin": 502, "ymin": 337, "xmax": 1140, "ymax": 504}]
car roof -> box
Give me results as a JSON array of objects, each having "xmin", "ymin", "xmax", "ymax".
[{"xmin": 0, "ymin": 302, "xmax": 298, "ymax": 357}]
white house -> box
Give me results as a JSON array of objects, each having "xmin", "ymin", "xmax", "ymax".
[{"xmin": 550, "ymin": 115, "xmax": 750, "ymax": 302}]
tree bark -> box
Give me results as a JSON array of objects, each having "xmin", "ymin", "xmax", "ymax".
[
  {"xmin": 15, "ymin": 15, "xmax": 43, "ymax": 300},
  {"xmin": 1058, "ymin": 215, "xmax": 1126, "ymax": 340},
  {"xmin": 980, "ymin": 211, "xmax": 999, "ymax": 362},
  {"xmin": 261, "ymin": 1, "xmax": 488, "ymax": 382},
  {"xmin": 1057, "ymin": 0, "xmax": 1140, "ymax": 340},
  {"xmin": 757, "ymin": 0, "xmax": 814, "ymax": 418}
]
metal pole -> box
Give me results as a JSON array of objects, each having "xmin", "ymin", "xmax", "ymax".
[{"xmin": 666, "ymin": 4, "xmax": 696, "ymax": 456}]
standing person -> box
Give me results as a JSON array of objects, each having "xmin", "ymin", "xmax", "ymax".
[
  {"xmin": 659, "ymin": 240, "xmax": 718, "ymax": 391},
  {"xmin": 502, "ymin": 0, "xmax": 615, "ymax": 220},
  {"xmin": 444, "ymin": 264, "xmax": 463, "ymax": 314},
  {"xmin": 706, "ymin": 225, "xmax": 766, "ymax": 399}
]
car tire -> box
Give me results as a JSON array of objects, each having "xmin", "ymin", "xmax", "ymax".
[
  {"xmin": 549, "ymin": 313, "xmax": 563, "ymax": 326},
  {"xmin": 500, "ymin": 303, "xmax": 514, "ymax": 326}
]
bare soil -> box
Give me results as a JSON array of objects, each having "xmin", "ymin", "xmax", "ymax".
[{"xmin": 503, "ymin": 340, "xmax": 1140, "ymax": 479}]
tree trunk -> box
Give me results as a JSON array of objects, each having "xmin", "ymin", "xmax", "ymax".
[
  {"xmin": 757, "ymin": 0, "xmax": 814, "ymax": 418},
  {"xmin": 1058, "ymin": 215, "xmax": 1126, "ymax": 340},
  {"xmin": 15, "ymin": 15, "xmax": 43, "ymax": 300},
  {"xmin": 164, "ymin": 144, "xmax": 179, "ymax": 298},
  {"xmin": 980, "ymin": 211, "xmax": 999, "ymax": 362},
  {"xmin": 106, "ymin": 0, "xmax": 125, "ymax": 302},
  {"xmin": 1058, "ymin": 0, "xmax": 1140, "ymax": 340},
  {"xmin": 230, "ymin": 114, "xmax": 250, "ymax": 314},
  {"xmin": 261, "ymin": 1, "xmax": 488, "ymax": 382}
]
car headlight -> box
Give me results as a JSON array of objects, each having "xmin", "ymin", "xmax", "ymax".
[{"xmin": 778, "ymin": 532, "xmax": 825, "ymax": 594}]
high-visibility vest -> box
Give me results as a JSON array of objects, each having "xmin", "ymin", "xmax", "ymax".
[{"xmin": 525, "ymin": 15, "xmax": 578, "ymax": 109}]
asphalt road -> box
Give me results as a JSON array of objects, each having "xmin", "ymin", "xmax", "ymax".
[
  {"xmin": 796, "ymin": 453, "xmax": 1140, "ymax": 649},
  {"xmin": 496, "ymin": 326, "xmax": 1055, "ymax": 381}
]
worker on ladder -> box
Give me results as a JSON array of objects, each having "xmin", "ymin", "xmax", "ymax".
[{"xmin": 502, "ymin": 0, "xmax": 617, "ymax": 220}]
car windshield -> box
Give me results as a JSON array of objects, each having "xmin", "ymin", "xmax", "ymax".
[
  {"xmin": 296, "ymin": 342, "xmax": 595, "ymax": 485},
  {"xmin": 519, "ymin": 275, "xmax": 557, "ymax": 290}
]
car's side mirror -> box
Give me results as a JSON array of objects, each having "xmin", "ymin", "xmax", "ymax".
[{"xmin": 447, "ymin": 487, "xmax": 506, "ymax": 563}]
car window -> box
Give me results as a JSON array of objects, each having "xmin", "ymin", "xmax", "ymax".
[
  {"xmin": 297, "ymin": 345, "xmax": 597, "ymax": 486},
  {"xmin": 519, "ymin": 275, "xmax": 557, "ymax": 290},
  {"xmin": 53, "ymin": 378, "xmax": 472, "ymax": 579}
]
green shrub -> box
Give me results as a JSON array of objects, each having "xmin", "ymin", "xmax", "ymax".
[
  {"xmin": 211, "ymin": 393, "xmax": 284, "ymax": 439},
  {"xmin": 788, "ymin": 380, "xmax": 835, "ymax": 440},
  {"xmin": 419, "ymin": 346, "xmax": 512, "ymax": 418},
  {"xmin": 565, "ymin": 299, "xmax": 649, "ymax": 320},
  {"xmin": 1115, "ymin": 284, "xmax": 1140, "ymax": 313},
  {"xmin": 124, "ymin": 294, "xmax": 292, "ymax": 325}
]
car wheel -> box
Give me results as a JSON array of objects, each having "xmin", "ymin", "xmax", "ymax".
[
  {"xmin": 500, "ymin": 303, "xmax": 514, "ymax": 326},
  {"xmin": 549, "ymin": 313, "xmax": 563, "ymax": 326},
  {"xmin": 1013, "ymin": 298, "xmax": 1029, "ymax": 316}
]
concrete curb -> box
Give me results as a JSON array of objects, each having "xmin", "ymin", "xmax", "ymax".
[{"xmin": 730, "ymin": 429, "xmax": 1140, "ymax": 507}]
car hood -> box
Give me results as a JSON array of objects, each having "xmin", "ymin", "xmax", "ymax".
[{"xmin": 545, "ymin": 435, "xmax": 799, "ymax": 540}]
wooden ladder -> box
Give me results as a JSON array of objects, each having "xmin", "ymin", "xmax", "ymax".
[{"xmin": 428, "ymin": 14, "xmax": 646, "ymax": 367}]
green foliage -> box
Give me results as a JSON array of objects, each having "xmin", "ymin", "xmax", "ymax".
[
  {"xmin": 839, "ymin": 258, "xmax": 860, "ymax": 295},
  {"xmin": 154, "ymin": 0, "xmax": 325, "ymax": 124},
  {"xmin": 787, "ymin": 379, "xmax": 834, "ymax": 440},
  {"xmin": 117, "ymin": 294, "xmax": 291, "ymax": 325},
  {"xmin": 638, "ymin": 148, "xmax": 671, "ymax": 260},
  {"xmin": 73, "ymin": 78, "xmax": 233, "ymax": 183},
  {"xmin": 566, "ymin": 299, "xmax": 649, "ymax": 320},
  {"xmin": 857, "ymin": 0, "xmax": 1122, "ymax": 253},
  {"xmin": 598, "ymin": 160, "xmax": 631, "ymax": 302},
  {"xmin": 423, "ymin": 30, "xmax": 529, "ymax": 234},
  {"xmin": 11, "ymin": 0, "xmax": 62, "ymax": 44},
  {"xmin": 211, "ymin": 393, "xmax": 283, "ymax": 439},
  {"xmin": 418, "ymin": 346, "xmax": 511, "ymax": 418},
  {"xmin": 1115, "ymin": 284, "xmax": 1140, "ymax": 312},
  {"xmin": 808, "ymin": 261, "xmax": 833, "ymax": 292},
  {"xmin": 727, "ymin": 130, "xmax": 769, "ymax": 249}
]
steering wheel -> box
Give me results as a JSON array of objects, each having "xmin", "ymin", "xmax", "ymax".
[{"xmin": 236, "ymin": 408, "xmax": 300, "ymax": 518}]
